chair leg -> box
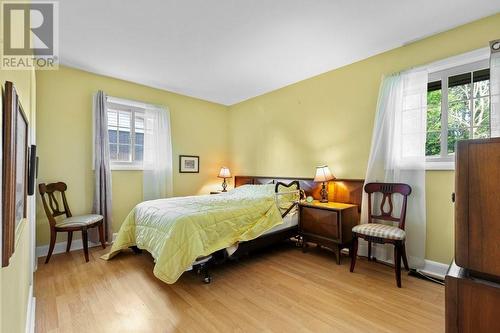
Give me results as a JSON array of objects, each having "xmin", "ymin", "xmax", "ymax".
[
  {"xmin": 98, "ymin": 222, "xmax": 106, "ymax": 249},
  {"xmin": 394, "ymin": 243, "xmax": 402, "ymax": 288},
  {"xmin": 45, "ymin": 229, "xmax": 57, "ymax": 264},
  {"xmin": 66, "ymin": 231, "xmax": 73, "ymax": 252},
  {"xmin": 350, "ymin": 237, "xmax": 358, "ymax": 272},
  {"xmin": 82, "ymin": 227, "xmax": 89, "ymax": 262},
  {"xmin": 401, "ymin": 242, "xmax": 409, "ymax": 271},
  {"xmin": 368, "ymin": 241, "xmax": 372, "ymax": 261}
]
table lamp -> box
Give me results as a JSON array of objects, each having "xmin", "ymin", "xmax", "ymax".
[
  {"xmin": 218, "ymin": 167, "xmax": 231, "ymax": 192},
  {"xmin": 313, "ymin": 165, "xmax": 335, "ymax": 203}
]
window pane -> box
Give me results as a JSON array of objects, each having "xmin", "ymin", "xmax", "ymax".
[
  {"xmin": 109, "ymin": 144, "xmax": 117, "ymax": 160},
  {"xmin": 135, "ymin": 131, "xmax": 143, "ymax": 145},
  {"xmin": 107, "ymin": 110, "xmax": 118, "ymax": 128},
  {"xmin": 426, "ymin": 131, "xmax": 441, "ymax": 156},
  {"xmin": 134, "ymin": 145, "xmax": 143, "ymax": 161},
  {"xmin": 108, "ymin": 129, "xmax": 117, "ymax": 144},
  {"xmin": 473, "ymin": 79, "xmax": 490, "ymax": 98},
  {"xmin": 118, "ymin": 144, "xmax": 131, "ymax": 161},
  {"xmin": 473, "ymin": 125, "xmax": 490, "ymax": 139},
  {"xmin": 135, "ymin": 114, "xmax": 144, "ymax": 131},
  {"xmin": 473, "ymin": 96, "xmax": 490, "ymax": 128},
  {"xmin": 448, "ymin": 100, "xmax": 471, "ymax": 129},
  {"xmin": 118, "ymin": 130, "xmax": 130, "ymax": 144},
  {"xmin": 448, "ymin": 73, "xmax": 471, "ymax": 102},
  {"xmin": 447, "ymin": 127, "xmax": 470, "ymax": 154},
  {"xmin": 427, "ymin": 89, "xmax": 441, "ymax": 131},
  {"xmin": 118, "ymin": 111, "xmax": 131, "ymax": 128},
  {"xmin": 426, "ymin": 86, "xmax": 442, "ymax": 157}
]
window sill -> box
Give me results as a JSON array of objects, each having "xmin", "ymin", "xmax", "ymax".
[
  {"xmin": 425, "ymin": 160, "xmax": 455, "ymax": 171},
  {"xmin": 110, "ymin": 163, "xmax": 144, "ymax": 171}
]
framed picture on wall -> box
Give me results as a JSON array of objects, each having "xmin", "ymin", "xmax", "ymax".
[
  {"xmin": 2, "ymin": 81, "xmax": 29, "ymax": 267},
  {"xmin": 179, "ymin": 155, "xmax": 199, "ymax": 173}
]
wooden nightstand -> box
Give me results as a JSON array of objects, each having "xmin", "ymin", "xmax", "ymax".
[{"xmin": 299, "ymin": 200, "xmax": 359, "ymax": 264}]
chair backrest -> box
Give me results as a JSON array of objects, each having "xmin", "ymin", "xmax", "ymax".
[
  {"xmin": 39, "ymin": 182, "xmax": 72, "ymax": 226},
  {"xmin": 364, "ymin": 182, "xmax": 412, "ymax": 230}
]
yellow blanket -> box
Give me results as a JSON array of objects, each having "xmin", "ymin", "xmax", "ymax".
[{"xmin": 101, "ymin": 184, "xmax": 283, "ymax": 284}]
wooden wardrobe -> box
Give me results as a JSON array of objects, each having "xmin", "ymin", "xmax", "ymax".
[{"xmin": 445, "ymin": 137, "xmax": 500, "ymax": 333}]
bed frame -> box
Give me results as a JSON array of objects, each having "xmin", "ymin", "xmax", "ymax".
[{"xmin": 190, "ymin": 176, "xmax": 364, "ymax": 283}]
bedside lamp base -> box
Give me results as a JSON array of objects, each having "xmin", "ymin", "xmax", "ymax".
[
  {"xmin": 319, "ymin": 182, "xmax": 328, "ymax": 203},
  {"xmin": 221, "ymin": 178, "xmax": 227, "ymax": 192}
]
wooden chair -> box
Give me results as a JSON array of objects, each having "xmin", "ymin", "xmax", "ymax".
[
  {"xmin": 350, "ymin": 182, "xmax": 412, "ymax": 287},
  {"xmin": 39, "ymin": 182, "xmax": 106, "ymax": 263}
]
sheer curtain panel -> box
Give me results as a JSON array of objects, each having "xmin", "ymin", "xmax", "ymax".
[
  {"xmin": 143, "ymin": 106, "xmax": 173, "ymax": 200},
  {"xmin": 360, "ymin": 69, "xmax": 428, "ymax": 268}
]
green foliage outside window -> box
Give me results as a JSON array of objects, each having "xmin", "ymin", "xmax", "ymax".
[{"xmin": 426, "ymin": 79, "xmax": 490, "ymax": 157}]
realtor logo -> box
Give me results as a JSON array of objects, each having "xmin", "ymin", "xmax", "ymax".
[{"xmin": 1, "ymin": 1, "xmax": 59, "ymax": 69}]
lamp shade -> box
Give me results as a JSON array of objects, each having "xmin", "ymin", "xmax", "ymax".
[
  {"xmin": 218, "ymin": 167, "xmax": 231, "ymax": 178},
  {"xmin": 313, "ymin": 165, "xmax": 334, "ymax": 182}
]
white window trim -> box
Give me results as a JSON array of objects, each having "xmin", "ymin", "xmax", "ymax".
[{"xmin": 423, "ymin": 47, "xmax": 490, "ymax": 171}]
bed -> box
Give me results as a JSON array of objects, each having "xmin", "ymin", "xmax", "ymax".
[
  {"xmin": 102, "ymin": 178, "xmax": 302, "ymax": 283},
  {"xmin": 102, "ymin": 176, "xmax": 363, "ymax": 284}
]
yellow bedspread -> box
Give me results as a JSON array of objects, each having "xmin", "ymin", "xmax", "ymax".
[{"xmin": 101, "ymin": 184, "xmax": 283, "ymax": 284}]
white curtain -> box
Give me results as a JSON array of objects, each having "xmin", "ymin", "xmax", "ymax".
[
  {"xmin": 491, "ymin": 40, "xmax": 500, "ymax": 137},
  {"xmin": 360, "ymin": 69, "xmax": 428, "ymax": 268},
  {"xmin": 143, "ymin": 106, "xmax": 173, "ymax": 200}
]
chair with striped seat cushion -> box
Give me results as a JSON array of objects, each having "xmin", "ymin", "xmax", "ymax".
[
  {"xmin": 39, "ymin": 182, "xmax": 106, "ymax": 263},
  {"xmin": 352, "ymin": 223, "xmax": 406, "ymax": 240},
  {"xmin": 350, "ymin": 182, "xmax": 412, "ymax": 288}
]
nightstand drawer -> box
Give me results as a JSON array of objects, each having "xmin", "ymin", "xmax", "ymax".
[{"xmin": 300, "ymin": 206, "xmax": 339, "ymax": 240}]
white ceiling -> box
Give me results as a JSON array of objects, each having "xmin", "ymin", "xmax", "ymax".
[{"xmin": 60, "ymin": 1, "xmax": 500, "ymax": 105}]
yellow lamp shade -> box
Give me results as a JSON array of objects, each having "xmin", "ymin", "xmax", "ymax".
[
  {"xmin": 218, "ymin": 167, "xmax": 231, "ymax": 179},
  {"xmin": 313, "ymin": 165, "xmax": 334, "ymax": 183}
]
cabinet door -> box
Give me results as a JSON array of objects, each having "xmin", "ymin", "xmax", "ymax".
[
  {"xmin": 300, "ymin": 207, "xmax": 339, "ymax": 240},
  {"xmin": 446, "ymin": 271, "xmax": 500, "ymax": 333},
  {"xmin": 456, "ymin": 139, "xmax": 500, "ymax": 277}
]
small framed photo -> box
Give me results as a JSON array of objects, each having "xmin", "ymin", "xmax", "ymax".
[{"xmin": 179, "ymin": 155, "xmax": 199, "ymax": 173}]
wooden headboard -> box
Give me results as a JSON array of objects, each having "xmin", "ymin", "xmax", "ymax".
[{"xmin": 234, "ymin": 176, "xmax": 364, "ymax": 212}]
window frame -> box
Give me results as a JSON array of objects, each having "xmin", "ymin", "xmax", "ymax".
[
  {"xmin": 107, "ymin": 101, "xmax": 145, "ymax": 170},
  {"xmin": 426, "ymin": 57, "xmax": 490, "ymax": 170}
]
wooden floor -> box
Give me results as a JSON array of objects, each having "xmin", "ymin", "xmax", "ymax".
[{"xmin": 35, "ymin": 244, "xmax": 444, "ymax": 333}]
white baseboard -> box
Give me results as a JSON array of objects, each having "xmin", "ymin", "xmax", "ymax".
[
  {"xmin": 418, "ymin": 259, "xmax": 449, "ymax": 280},
  {"xmin": 36, "ymin": 233, "xmax": 117, "ymax": 258},
  {"xmin": 25, "ymin": 285, "xmax": 35, "ymax": 333}
]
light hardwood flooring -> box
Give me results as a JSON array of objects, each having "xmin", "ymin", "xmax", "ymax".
[{"xmin": 35, "ymin": 244, "xmax": 444, "ymax": 333}]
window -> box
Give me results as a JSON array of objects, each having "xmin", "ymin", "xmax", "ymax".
[
  {"xmin": 107, "ymin": 101, "xmax": 145, "ymax": 170},
  {"xmin": 426, "ymin": 59, "xmax": 490, "ymax": 168}
]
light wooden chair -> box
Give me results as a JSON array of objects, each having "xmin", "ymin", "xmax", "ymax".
[
  {"xmin": 39, "ymin": 182, "xmax": 106, "ymax": 263},
  {"xmin": 350, "ymin": 182, "xmax": 412, "ymax": 287}
]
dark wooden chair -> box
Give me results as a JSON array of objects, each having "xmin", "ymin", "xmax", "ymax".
[
  {"xmin": 39, "ymin": 182, "xmax": 106, "ymax": 263},
  {"xmin": 350, "ymin": 182, "xmax": 412, "ymax": 287}
]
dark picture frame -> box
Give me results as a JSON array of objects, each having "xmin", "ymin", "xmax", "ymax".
[
  {"xmin": 28, "ymin": 145, "xmax": 37, "ymax": 196},
  {"xmin": 179, "ymin": 155, "xmax": 199, "ymax": 173},
  {"xmin": 2, "ymin": 81, "xmax": 29, "ymax": 267}
]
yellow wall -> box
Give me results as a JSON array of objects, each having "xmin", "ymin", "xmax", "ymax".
[
  {"xmin": 36, "ymin": 66, "xmax": 229, "ymax": 245},
  {"xmin": 229, "ymin": 14, "xmax": 500, "ymax": 264},
  {"xmin": 0, "ymin": 68, "xmax": 36, "ymax": 333}
]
